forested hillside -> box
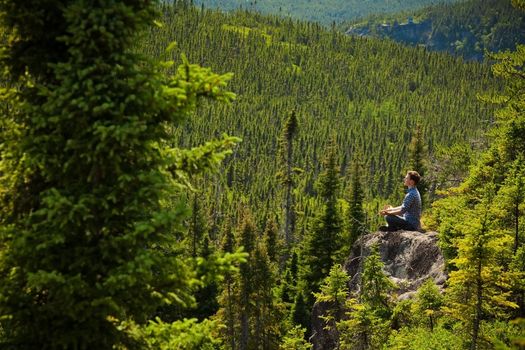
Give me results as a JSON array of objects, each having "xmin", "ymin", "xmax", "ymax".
[
  {"xmin": 145, "ymin": 2, "xmax": 498, "ymax": 232},
  {"xmin": 344, "ymin": 0, "xmax": 525, "ymax": 61},
  {"xmin": 1, "ymin": 1, "xmax": 523, "ymax": 349},
  {"xmin": 193, "ymin": 0, "xmax": 460, "ymax": 25}
]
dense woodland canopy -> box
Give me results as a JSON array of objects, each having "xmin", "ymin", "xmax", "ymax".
[
  {"xmin": 194, "ymin": 0, "xmax": 460, "ymax": 25},
  {"xmin": 145, "ymin": 1, "xmax": 498, "ymax": 232},
  {"xmin": 0, "ymin": 0, "xmax": 524, "ymax": 349},
  {"xmin": 343, "ymin": 0, "xmax": 525, "ymax": 61}
]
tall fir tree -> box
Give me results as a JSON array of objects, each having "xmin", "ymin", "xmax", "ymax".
[
  {"xmin": 263, "ymin": 216, "xmax": 281, "ymax": 264},
  {"xmin": 300, "ymin": 141, "xmax": 343, "ymax": 310},
  {"xmin": 251, "ymin": 243, "xmax": 283, "ymax": 349},
  {"xmin": 407, "ymin": 123, "xmax": 429, "ymax": 206},
  {"xmin": 444, "ymin": 186, "xmax": 517, "ymax": 350},
  {"xmin": 189, "ymin": 192, "xmax": 208, "ymax": 258},
  {"xmin": 278, "ymin": 110, "xmax": 299, "ymax": 246},
  {"xmin": 347, "ymin": 156, "xmax": 366, "ymax": 250},
  {"xmin": 337, "ymin": 244, "xmax": 395, "ymax": 349},
  {"xmin": 0, "ymin": 0, "xmax": 239, "ymax": 347},
  {"xmin": 216, "ymin": 218, "xmax": 238, "ymax": 350},
  {"xmin": 414, "ymin": 279, "xmax": 444, "ymax": 331},
  {"xmin": 236, "ymin": 208, "xmax": 258, "ymax": 350},
  {"xmin": 359, "ymin": 245, "xmax": 396, "ymax": 318}
]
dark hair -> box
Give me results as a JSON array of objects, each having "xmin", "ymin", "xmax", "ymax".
[{"xmin": 407, "ymin": 171, "xmax": 421, "ymax": 185}]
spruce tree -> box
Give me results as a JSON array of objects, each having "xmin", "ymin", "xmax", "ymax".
[
  {"xmin": 263, "ymin": 216, "xmax": 281, "ymax": 264},
  {"xmin": 236, "ymin": 208, "xmax": 258, "ymax": 350},
  {"xmin": 251, "ymin": 243, "xmax": 282, "ymax": 349},
  {"xmin": 360, "ymin": 245, "xmax": 396, "ymax": 318},
  {"xmin": 217, "ymin": 218, "xmax": 238, "ymax": 350},
  {"xmin": 300, "ymin": 141, "xmax": 343, "ymax": 307},
  {"xmin": 444, "ymin": 186, "xmax": 517, "ymax": 350},
  {"xmin": 0, "ymin": 0, "xmax": 238, "ymax": 347},
  {"xmin": 337, "ymin": 245, "xmax": 395, "ymax": 349},
  {"xmin": 278, "ymin": 110, "xmax": 299, "ymax": 246},
  {"xmin": 189, "ymin": 192, "xmax": 208, "ymax": 258},
  {"xmin": 314, "ymin": 264, "xmax": 350, "ymax": 342},
  {"xmin": 407, "ymin": 123, "xmax": 429, "ymax": 206},
  {"xmin": 414, "ymin": 279, "xmax": 444, "ymax": 331},
  {"xmin": 280, "ymin": 250, "xmax": 299, "ymax": 305},
  {"xmin": 347, "ymin": 157, "xmax": 366, "ymax": 250}
]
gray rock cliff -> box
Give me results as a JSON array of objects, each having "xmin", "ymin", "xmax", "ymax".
[{"xmin": 310, "ymin": 230, "xmax": 446, "ymax": 350}]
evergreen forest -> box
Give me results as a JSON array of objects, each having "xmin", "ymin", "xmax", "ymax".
[
  {"xmin": 0, "ymin": 0, "xmax": 524, "ymax": 349},
  {"xmin": 194, "ymin": 0, "xmax": 460, "ymax": 25},
  {"xmin": 344, "ymin": 0, "xmax": 525, "ymax": 61}
]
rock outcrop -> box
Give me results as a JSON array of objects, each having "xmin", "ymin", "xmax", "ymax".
[{"xmin": 310, "ymin": 230, "xmax": 446, "ymax": 350}]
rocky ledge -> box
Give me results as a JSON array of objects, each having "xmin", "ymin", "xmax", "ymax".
[{"xmin": 311, "ymin": 230, "xmax": 446, "ymax": 349}]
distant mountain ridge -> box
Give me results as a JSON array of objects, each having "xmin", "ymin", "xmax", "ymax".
[
  {"xmin": 344, "ymin": 0, "xmax": 525, "ymax": 61},
  {"xmin": 194, "ymin": 0, "xmax": 461, "ymax": 25}
]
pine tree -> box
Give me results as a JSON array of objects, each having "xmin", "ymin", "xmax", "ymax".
[
  {"xmin": 495, "ymin": 157, "xmax": 525, "ymax": 254},
  {"xmin": 264, "ymin": 217, "xmax": 281, "ymax": 264},
  {"xmin": 337, "ymin": 245, "xmax": 395, "ymax": 349},
  {"xmin": 314, "ymin": 264, "xmax": 350, "ymax": 344},
  {"xmin": 280, "ymin": 251, "xmax": 299, "ymax": 305},
  {"xmin": 444, "ymin": 186, "xmax": 517, "ymax": 350},
  {"xmin": 300, "ymin": 141, "xmax": 343, "ymax": 308},
  {"xmin": 360, "ymin": 245, "xmax": 396, "ymax": 318},
  {"xmin": 278, "ymin": 110, "xmax": 299, "ymax": 246},
  {"xmin": 251, "ymin": 243, "xmax": 282, "ymax": 349},
  {"xmin": 414, "ymin": 279, "xmax": 444, "ymax": 331},
  {"xmin": 291, "ymin": 289, "xmax": 311, "ymax": 334},
  {"xmin": 189, "ymin": 192, "xmax": 209, "ymax": 258},
  {"xmin": 280, "ymin": 326, "xmax": 312, "ymax": 350},
  {"xmin": 407, "ymin": 123, "xmax": 429, "ymax": 206},
  {"xmin": 0, "ymin": 1, "xmax": 239, "ymax": 347},
  {"xmin": 217, "ymin": 218, "xmax": 238, "ymax": 350},
  {"xmin": 347, "ymin": 157, "xmax": 366, "ymax": 250},
  {"xmin": 236, "ymin": 208, "xmax": 258, "ymax": 350}
]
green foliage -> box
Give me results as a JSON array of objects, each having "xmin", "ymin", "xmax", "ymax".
[
  {"xmin": 414, "ymin": 279, "xmax": 444, "ymax": 330},
  {"xmin": 481, "ymin": 320, "xmax": 525, "ymax": 350},
  {"xmin": 408, "ymin": 124, "xmax": 429, "ymax": 207},
  {"xmin": 215, "ymin": 208, "xmax": 283, "ymax": 349},
  {"xmin": 344, "ymin": 0, "xmax": 525, "ymax": 61},
  {"xmin": 278, "ymin": 110, "xmax": 299, "ymax": 246},
  {"xmin": 299, "ymin": 143, "xmax": 343, "ymax": 313},
  {"xmin": 279, "ymin": 325, "xmax": 312, "ymax": 350},
  {"xmin": 291, "ymin": 289, "xmax": 311, "ymax": 334},
  {"xmin": 386, "ymin": 325, "xmax": 465, "ymax": 350},
  {"xmin": 336, "ymin": 245, "xmax": 395, "ymax": 349},
  {"xmin": 0, "ymin": 1, "xmax": 241, "ymax": 348},
  {"xmin": 360, "ymin": 245, "xmax": 396, "ymax": 317},
  {"xmin": 337, "ymin": 298, "xmax": 391, "ymax": 350},
  {"xmin": 195, "ymin": 0, "xmax": 459, "ymax": 25},
  {"xmin": 314, "ymin": 264, "xmax": 350, "ymax": 307},
  {"xmin": 346, "ymin": 157, "xmax": 366, "ymax": 250},
  {"xmin": 144, "ymin": 317, "xmax": 222, "ymax": 350},
  {"xmin": 145, "ymin": 2, "xmax": 497, "ymax": 238},
  {"xmin": 443, "ymin": 187, "xmax": 518, "ymax": 348},
  {"xmin": 263, "ymin": 217, "xmax": 282, "ymax": 263}
]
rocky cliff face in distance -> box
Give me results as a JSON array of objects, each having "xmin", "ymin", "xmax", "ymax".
[{"xmin": 311, "ymin": 230, "xmax": 446, "ymax": 350}]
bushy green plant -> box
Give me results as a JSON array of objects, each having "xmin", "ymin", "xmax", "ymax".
[
  {"xmin": 386, "ymin": 325, "xmax": 465, "ymax": 350},
  {"xmin": 0, "ymin": 1, "xmax": 241, "ymax": 348}
]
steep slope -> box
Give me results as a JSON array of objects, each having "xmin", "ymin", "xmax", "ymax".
[
  {"xmin": 195, "ymin": 0, "xmax": 460, "ymax": 25},
  {"xmin": 144, "ymin": 3, "xmax": 498, "ymax": 230},
  {"xmin": 344, "ymin": 0, "xmax": 525, "ymax": 61}
]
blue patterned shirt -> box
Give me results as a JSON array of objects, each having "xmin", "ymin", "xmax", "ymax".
[{"xmin": 400, "ymin": 187, "xmax": 422, "ymax": 230}]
